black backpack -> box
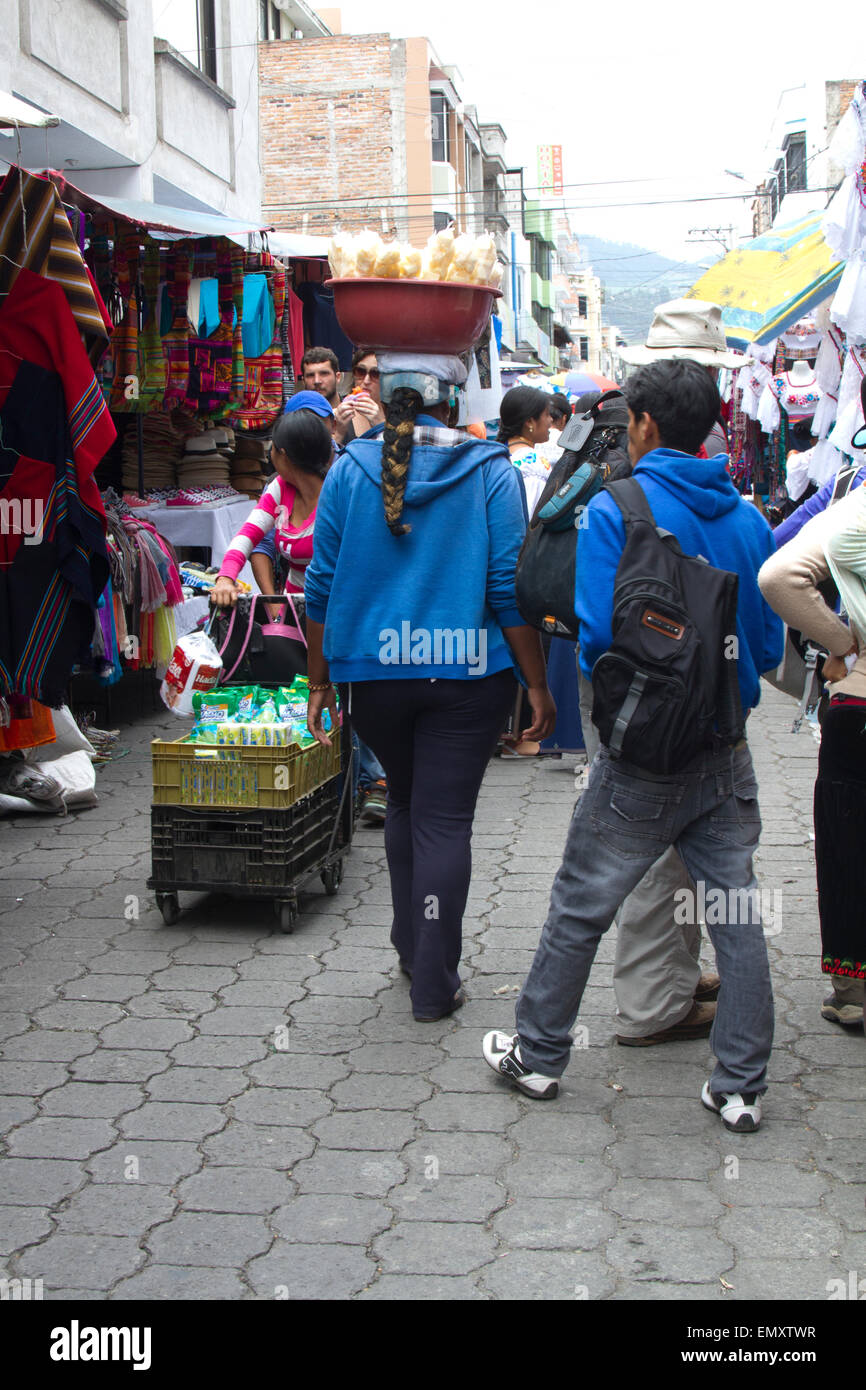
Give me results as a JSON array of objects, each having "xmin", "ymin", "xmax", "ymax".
[
  {"xmin": 590, "ymin": 477, "xmax": 744, "ymax": 774},
  {"xmin": 514, "ymin": 391, "xmax": 631, "ymax": 638}
]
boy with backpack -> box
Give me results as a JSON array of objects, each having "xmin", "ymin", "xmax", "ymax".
[{"xmin": 483, "ymin": 359, "xmax": 784, "ymax": 1132}]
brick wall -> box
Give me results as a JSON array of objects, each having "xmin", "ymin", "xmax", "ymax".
[{"xmin": 259, "ymin": 35, "xmax": 402, "ymax": 237}]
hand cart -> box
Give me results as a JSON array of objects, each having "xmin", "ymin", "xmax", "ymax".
[{"xmin": 147, "ymin": 597, "xmax": 353, "ymax": 932}]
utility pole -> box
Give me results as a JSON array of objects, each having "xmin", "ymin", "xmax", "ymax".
[{"xmin": 686, "ymin": 225, "xmax": 736, "ymax": 252}]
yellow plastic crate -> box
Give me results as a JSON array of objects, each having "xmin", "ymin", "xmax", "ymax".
[{"xmin": 151, "ymin": 727, "xmax": 341, "ymax": 809}]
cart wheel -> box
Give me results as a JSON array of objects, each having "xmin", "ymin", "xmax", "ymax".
[
  {"xmin": 157, "ymin": 893, "xmax": 180, "ymax": 926},
  {"xmin": 276, "ymin": 900, "xmax": 298, "ymax": 934},
  {"xmin": 321, "ymin": 860, "xmax": 343, "ymax": 896}
]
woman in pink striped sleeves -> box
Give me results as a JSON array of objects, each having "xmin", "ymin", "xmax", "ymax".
[{"xmin": 211, "ymin": 404, "xmax": 333, "ymax": 608}]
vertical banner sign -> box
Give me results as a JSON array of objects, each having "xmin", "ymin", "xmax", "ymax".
[
  {"xmin": 537, "ymin": 145, "xmax": 554, "ymax": 194},
  {"xmin": 551, "ymin": 145, "xmax": 563, "ymax": 194}
]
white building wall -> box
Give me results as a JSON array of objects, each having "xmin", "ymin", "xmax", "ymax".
[{"xmin": 0, "ymin": 0, "xmax": 261, "ymax": 218}]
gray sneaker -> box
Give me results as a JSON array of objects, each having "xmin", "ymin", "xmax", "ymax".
[{"xmin": 821, "ymin": 993, "xmax": 865, "ymax": 1028}]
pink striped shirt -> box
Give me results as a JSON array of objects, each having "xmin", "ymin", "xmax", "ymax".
[{"xmin": 220, "ymin": 477, "xmax": 317, "ymax": 593}]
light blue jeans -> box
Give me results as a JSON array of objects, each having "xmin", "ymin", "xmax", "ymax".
[
  {"xmin": 515, "ymin": 740, "xmax": 774, "ymax": 1096},
  {"xmin": 352, "ymin": 731, "xmax": 386, "ymax": 795}
]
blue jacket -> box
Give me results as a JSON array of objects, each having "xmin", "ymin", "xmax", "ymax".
[
  {"xmin": 304, "ymin": 418, "xmax": 526, "ymax": 681},
  {"xmin": 773, "ymin": 465, "xmax": 866, "ymax": 547},
  {"xmin": 576, "ymin": 449, "xmax": 785, "ymax": 712}
]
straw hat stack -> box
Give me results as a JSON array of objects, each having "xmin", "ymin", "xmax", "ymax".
[
  {"xmin": 120, "ymin": 414, "xmax": 183, "ymax": 492},
  {"xmin": 230, "ymin": 436, "xmax": 268, "ymax": 498},
  {"xmin": 176, "ymin": 432, "xmax": 232, "ymax": 492}
]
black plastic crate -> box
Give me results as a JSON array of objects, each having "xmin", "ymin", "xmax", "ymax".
[{"xmin": 150, "ymin": 775, "xmax": 341, "ymax": 892}]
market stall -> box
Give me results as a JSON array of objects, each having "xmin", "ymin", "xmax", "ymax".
[{"xmin": 685, "ymin": 127, "xmax": 866, "ymax": 505}]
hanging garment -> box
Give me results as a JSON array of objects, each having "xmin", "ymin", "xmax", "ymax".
[
  {"xmin": 241, "ymin": 273, "xmax": 274, "ymax": 358},
  {"xmin": 0, "ymin": 269, "xmax": 114, "ymax": 704},
  {"xmin": 278, "ymin": 267, "xmax": 293, "ymax": 402},
  {"xmin": 295, "ymin": 280, "xmax": 354, "ymax": 369},
  {"xmin": 109, "ymin": 231, "xmax": 145, "ymax": 413},
  {"xmin": 0, "ymin": 168, "xmax": 109, "ymax": 350},
  {"xmin": 161, "ymin": 249, "xmax": 193, "ymax": 410},
  {"xmin": 230, "ymin": 246, "xmax": 246, "ymax": 406},
  {"xmin": 772, "ymin": 371, "xmax": 822, "ymax": 421},
  {"xmin": 229, "ymin": 261, "xmax": 286, "ymax": 432},
  {"xmin": 286, "ymin": 283, "xmax": 304, "ymax": 386},
  {"xmin": 184, "ymin": 243, "xmax": 233, "ymax": 415},
  {"xmin": 137, "ymin": 243, "xmax": 168, "ymax": 411}
]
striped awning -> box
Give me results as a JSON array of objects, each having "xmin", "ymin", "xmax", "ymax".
[{"xmin": 684, "ymin": 213, "xmax": 843, "ymax": 348}]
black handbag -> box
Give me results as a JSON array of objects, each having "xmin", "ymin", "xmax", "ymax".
[{"xmin": 210, "ymin": 594, "xmax": 308, "ymax": 688}]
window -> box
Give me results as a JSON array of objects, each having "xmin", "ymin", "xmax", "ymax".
[
  {"xmin": 431, "ymin": 94, "xmax": 450, "ymax": 164},
  {"xmin": 580, "ymin": 336, "xmax": 589, "ymax": 360},
  {"xmin": 784, "ymin": 132, "xmax": 807, "ymax": 193},
  {"xmin": 433, "ymin": 211, "xmax": 452, "ymax": 232},
  {"xmin": 531, "ymin": 238, "xmax": 551, "ymax": 281},
  {"xmin": 578, "ymin": 295, "xmax": 588, "ymax": 318},
  {"xmin": 155, "ymin": 0, "xmax": 217, "ymax": 81}
]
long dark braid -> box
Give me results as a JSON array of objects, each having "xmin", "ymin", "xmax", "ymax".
[{"xmin": 381, "ymin": 387, "xmax": 422, "ymax": 536}]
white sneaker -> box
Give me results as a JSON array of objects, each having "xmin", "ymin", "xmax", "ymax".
[
  {"xmin": 482, "ymin": 1030, "xmax": 559, "ymax": 1099},
  {"xmin": 701, "ymin": 1080, "xmax": 762, "ymax": 1132}
]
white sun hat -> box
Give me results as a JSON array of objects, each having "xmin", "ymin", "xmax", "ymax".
[{"xmin": 619, "ymin": 299, "xmax": 746, "ymax": 369}]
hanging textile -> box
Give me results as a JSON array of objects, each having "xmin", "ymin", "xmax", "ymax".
[
  {"xmin": 229, "ymin": 258, "xmax": 286, "ymax": 432},
  {"xmin": 162, "ymin": 248, "xmax": 193, "ymax": 410},
  {"xmin": 137, "ymin": 243, "xmax": 167, "ymax": 411},
  {"xmin": 185, "ymin": 242, "xmax": 233, "ymax": 415},
  {"xmin": 0, "ymin": 269, "xmax": 114, "ymax": 705},
  {"xmin": 230, "ymin": 246, "xmax": 246, "ymax": 406},
  {"xmin": 286, "ymin": 281, "xmax": 304, "ymax": 387},
  {"xmin": 108, "ymin": 231, "xmax": 143, "ymax": 412},
  {"xmin": 0, "ymin": 700, "xmax": 56, "ymax": 752},
  {"xmin": 0, "ymin": 168, "xmax": 109, "ymax": 350}
]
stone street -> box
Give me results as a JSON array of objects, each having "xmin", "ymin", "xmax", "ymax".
[{"xmin": 1, "ymin": 684, "xmax": 864, "ymax": 1301}]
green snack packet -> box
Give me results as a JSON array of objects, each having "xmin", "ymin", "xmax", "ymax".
[
  {"xmin": 233, "ymin": 687, "xmax": 260, "ymax": 721},
  {"xmin": 192, "ymin": 690, "xmax": 237, "ymax": 723}
]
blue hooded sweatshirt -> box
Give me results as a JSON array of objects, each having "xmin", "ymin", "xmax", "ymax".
[
  {"xmin": 304, "ymin": 418, "xmax": 527, "ymax": 682},
  {"xmin": 576, "ymin": 449, "xmax": 785, "ymax": 712}
]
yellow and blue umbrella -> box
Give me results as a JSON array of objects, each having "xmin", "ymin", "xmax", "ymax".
[{"xmin": 684, "ymin": 213, "xmax": 843, "ymax": 349}]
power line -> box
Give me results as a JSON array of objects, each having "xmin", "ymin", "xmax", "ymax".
[{"xmin": 268, "ymin": 188, "xmax": 840, "ymax": 219}]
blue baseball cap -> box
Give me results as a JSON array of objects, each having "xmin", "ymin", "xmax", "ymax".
[{"xmin": 283, "ymin": 390, "xmax": 334, "ymax": 418}]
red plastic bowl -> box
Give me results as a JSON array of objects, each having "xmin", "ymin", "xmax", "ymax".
[{"xmin": 325, "ymin": 277, "xmax": 502, "ymax": 353}]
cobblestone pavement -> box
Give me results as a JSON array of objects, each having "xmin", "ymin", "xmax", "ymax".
[{"xmin": 0, "ymin": 685, "xmax": 864, "ymax": 1301}]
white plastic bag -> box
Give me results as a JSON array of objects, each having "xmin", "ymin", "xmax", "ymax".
[{"xmin": 160, "ymin": 629, "xmax": 223, "ymax": 716}]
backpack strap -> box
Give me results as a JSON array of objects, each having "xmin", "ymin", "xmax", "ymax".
[
  {"xmin": 830, "ymin": 464, "xmax": 859, "ymax": 504},
  {"xmin": 604, "ymin": 476, "xmax": 659, "ymax": 527}
]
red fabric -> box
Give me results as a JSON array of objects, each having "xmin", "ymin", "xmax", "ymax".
[
  {"xmin": 286, "ymin": 286, "xmax": 305, "ymax": 388},
  {"xmin": 0, "ymin": 269, "xmax": 114, "ymax": 701},
  {"xmin": 0, "ymin": 269, "xmax": 114, "ymax": 549}
]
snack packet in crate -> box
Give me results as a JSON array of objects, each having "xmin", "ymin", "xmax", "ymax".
[{"xmin": 160, "ymin": 630, "xmax": 223, "ymax": 716}]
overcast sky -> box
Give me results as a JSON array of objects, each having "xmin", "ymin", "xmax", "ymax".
[{"xmin": 333, "ymin": 0, "xmax": 864, "ymax": 266}]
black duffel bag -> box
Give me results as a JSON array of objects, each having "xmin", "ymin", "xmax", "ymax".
[{"xmin": 210, "ymin": 593, "xmax": 308, "ymax": 688}]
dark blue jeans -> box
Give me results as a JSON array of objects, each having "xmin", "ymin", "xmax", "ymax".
[
  {"xmin": 516, "ymin": 741, "xmax": 774, "ymax": 1096},
  {"xmin": 349, "ymin": 671, "xmax": 515, "ymax": 1016}
]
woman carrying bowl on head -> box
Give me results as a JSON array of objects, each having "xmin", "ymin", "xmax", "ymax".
[{"xmin": 303, "ymin": 351, "xmax": 555, "ymax": 1022}]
